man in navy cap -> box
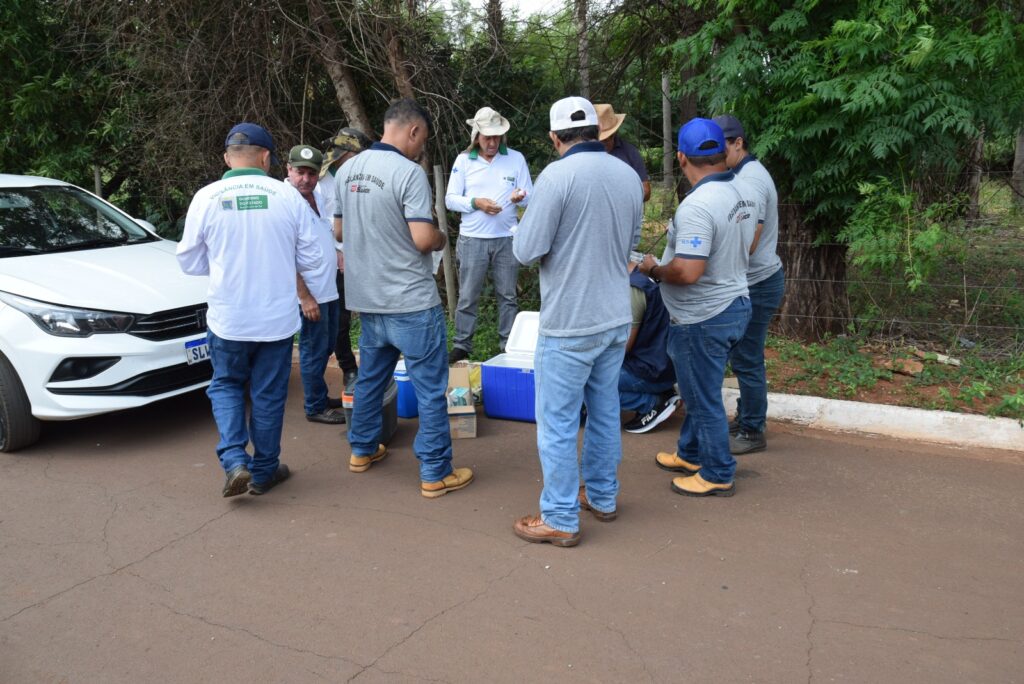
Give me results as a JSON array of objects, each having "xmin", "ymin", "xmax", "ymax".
[
  {"xmin": 713, "ymin": 114, "xmax": 785, "ymax": 456},
  {"xmin": 178, "ymin": 123, "xmax": 323, "ymax": 498},
  {"xmin": 638, "ymin": 118, "xmax": 760, "ymax": 497}
]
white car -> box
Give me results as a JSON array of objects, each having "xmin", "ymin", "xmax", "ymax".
[{"xmin": 0, "ymin": 174, "xmax": 210, "ymax": 452}]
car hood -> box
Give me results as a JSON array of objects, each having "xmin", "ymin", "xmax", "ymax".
[{"xmin": 0, "ymin": 240, "xmax": 208, "ymax": 314}]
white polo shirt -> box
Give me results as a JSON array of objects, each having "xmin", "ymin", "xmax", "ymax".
[
  {"xmin": 284, "ymin": 179, "xmax": 339, "ymax": 304},
  {"xmin": 445, "ymin": 146, "xmax": 533, "ymax": 238},
  {"xmin": 177, "ymin": 168, "xmax": 323, "ymax": 341}
]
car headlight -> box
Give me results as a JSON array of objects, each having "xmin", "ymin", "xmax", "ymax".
[{"xmin": 0, "ymin": 291, "xmax": 134, "ymax": 337}]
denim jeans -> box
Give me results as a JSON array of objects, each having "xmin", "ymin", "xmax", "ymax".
[
  {"xmin": 206, "ymin": 332, "xmax": 293, "ymax": 486},
  {"xmin": 454, "ymin": 235, "xmax": 518, "ymax": 354},
  {"xmin": 535, "ymin": 324, "xmax": 629, "ymax": 533},
  {"xmin": 348, "ymin": 304, "xmax": 453, "ymax": 482},
  {"xmin": 729, "ymin": 268, "xmax": 785, "ymax": 433},
  {"xmin": 334, "ymin": 271, "xmax": 358, "ymax": 374},
  {"xmin": 619, "ymin": 365, "xmax": 676, "ymax": 414},
  {"xmin": 299, "ymin": 300, "xmax": 340, "ymax": 415},
  {"xmin": 667, "ymin": 297, "xmax": 752, "ymax": 484}
]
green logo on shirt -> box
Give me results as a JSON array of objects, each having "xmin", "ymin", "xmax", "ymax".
[{"xmin": 236, "ymin": 195, "xmax": 269, "ymax": 210}]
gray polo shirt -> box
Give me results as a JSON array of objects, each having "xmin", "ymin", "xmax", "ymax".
[
  {"xmin": 659, "ymin": 170, "xmax": 758, "ymax": 325},
  {"xmin": 513, "ymin": 141, "xmax": 643, "ymax": 337},
  {"xmin": 733, "ymin": 155, "xmax": 783, "ymax": 285},
  {"xmin": 334, "ymin": 142, "xmax": 439, "ymax": 314}
]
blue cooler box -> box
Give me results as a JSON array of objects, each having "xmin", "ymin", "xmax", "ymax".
[
  {"xmin": 394, "ymin": 359, "xmax": 418, "ymax": 418},
  {"xmin": 482, "ymin": 312, "xmax": 539, "ymax": 423}
]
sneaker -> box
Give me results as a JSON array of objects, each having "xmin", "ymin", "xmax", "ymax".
[
  {"xmin": 421, "ymin": 466, "xmax": 474, "ymax": 498},
  {"xmin": 248, "ymin": 464, "xmax": 291, "ymax": 495},
  {"xmin": 343, "ymin": 370, "xmax": 358, "ymax": 392},
  {"xmin": 222, "ymin": 465, "xmax": 251, "ymax": 498},
  {"xmin": 623, "ymin": 393, "xmax": 680, "ymax": 434},
  {"xmin": 306, "ymin": 408, "xmax": 346, "ymax": 425},
  {"xmin": 578, "ymin": 486, "xmax": 616, "ymax": 522},
  {"xmin": 655, "ymin": 451, "xmax": 700, "ymax": 474},
  {"xmin": 671, "ymin": 472, "xmax": 734, "ymax": 497},
  {"xmin": 448, "ymin": 347, "xmax": 469, "ymax": 365},
  {"xmin": 349, "ymin": 444, "xmax": 388, "ymax": 473},
  {"xmin": 730, "ymin": 430, "xmax": 766, "ymax": 455},
  {"xmin": 513, "ymin": 514, "xmax": 580, "ymax": 547}
]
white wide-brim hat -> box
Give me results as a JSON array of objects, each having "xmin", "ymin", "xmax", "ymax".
[{"xmin": 467, "ymin": 106, "xmax": 510, "ymax": 142}]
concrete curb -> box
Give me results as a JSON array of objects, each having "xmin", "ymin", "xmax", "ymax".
[{"xmin": 722, "ymin": 387, "xmax": 1024, "ymax": 453}]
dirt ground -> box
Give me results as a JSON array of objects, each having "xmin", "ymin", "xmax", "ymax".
[{"xmin": 1, "ymin": 366, "xmax": 1022, "ymax": 683}]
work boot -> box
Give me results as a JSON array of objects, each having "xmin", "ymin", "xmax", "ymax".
[
  {"xmin": 248, "ymin": 464, "xmax": 291, "ymax": 495},
  {"xmin": 349, "ymin": 444, "xmax": 388, "ymax": 473},
  {"xmin": 421, "ymin": 467, "xmax": 474, "ymax": 498},
  {"xmin": 513, "ymin": 514, "xmax": 580, "ymax": 547},
  {"xmin": 222, "ymin": 465, "xmax": 251, "ymax": 498},
  {"xmin": 671, "ymin": 473, "xmax": 735, "ymax": 497},
  {"xmin": 579, "ymin": 486, "xmax": 616, "ymax": 522},
  {"xmin": 730, "ymin": 430, "xmax": 766, "ymax": 455},
  {"xmin": 306, "ymin": 408, "xmax": 346, "ymax": 425},
  {"xmin": 655, "ymin": 451, "xmax": 700, "ymax": 474}
]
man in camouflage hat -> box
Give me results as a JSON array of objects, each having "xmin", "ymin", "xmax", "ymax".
[{"xmin": 318, "ymin": 128, "xmax": 373, "ymax": 399}]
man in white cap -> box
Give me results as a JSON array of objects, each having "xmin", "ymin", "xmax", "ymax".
[
  {"xmin": 511, "ymin": 96, "xmax": 644, "ymax": 547},
  {"xmin": 595, "ymin": 103, "xmax": 651, "ymax": 202},
  {"xmin": 445, "ymin": 106, "xmax": 533, "ymax": 364}
]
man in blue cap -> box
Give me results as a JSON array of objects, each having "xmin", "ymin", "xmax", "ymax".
[
  {"xmin": 713, "ymin": 114, "xmax": 785, "ymax": 455},
  {"xmin": 638, "ymin": 118, "xmax": 760, "ymax": 497},
  {"xmin": 178, "ymin": 123, "xmax": 323, "ymax": 498}
]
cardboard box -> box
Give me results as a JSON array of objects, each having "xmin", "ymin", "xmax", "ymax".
[{"xmin": 447, "ymin": 362, "xmax": 477, "ymax": 439}]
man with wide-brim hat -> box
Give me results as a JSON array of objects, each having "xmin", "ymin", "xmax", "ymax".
[
  {"xmin": 318, "ymin": 127, "xmax": 373, "ymax": 397},
  {"xmin": 595, "ymin": 103, "xmax": 650, "ymax": 202},
  {"xmin": 444, "ymin": 106, "xmax": 534, "ymax": 364}
]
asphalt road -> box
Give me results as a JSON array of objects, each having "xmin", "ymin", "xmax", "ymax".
[{"xmin": 2, "ymin": 367, "xmax": 1022, "ymax": 683}]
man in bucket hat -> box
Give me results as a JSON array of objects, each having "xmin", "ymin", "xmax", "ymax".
[
  {"xmin": 319, "ymin": 128, "xmax": 373, "ymax": 396},
  {"xmin": 595, "ymin": 103, "xmax": 650, "ymax": 202},
  {"xmin": 444, "ymin": 106, "xmax": 533, "ymax": 364}
]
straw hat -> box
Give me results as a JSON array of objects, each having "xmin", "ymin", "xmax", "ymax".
[{"xmin": 594, "ymin": 104, "xmax": 626, "ymax": 141}]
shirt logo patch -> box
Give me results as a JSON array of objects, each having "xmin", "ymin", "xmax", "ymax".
[
  {"xmin": 221, "ymin": 199, "xmax": 233, "ymax": 210},
  {"xmin": 236, "ymin": 195, "xmax": 269, "ymax": 211},
  {"xmin": 689, "ymin": 236, "xmax": 703, "ymax": 249}
]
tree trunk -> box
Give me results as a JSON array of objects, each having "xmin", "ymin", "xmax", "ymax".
[
  {"xmin": 305, "ymin": 0, "xmax": 373, "ymax": 135},
  {"xmin": 661, "ymin": 71, "xmax": 673, "ymax": 189},
  {"xmin": 775, "ymin": 203, "xmax": 848, "ymax": 341},
  {"xmin": 575, "ymin": 0, "xmax": 589, "ymax": 98},
  {"xmin": 387, "ymin": 31, "xmax": 416, "ymax": 100},
  {"xmin": 486, "ymin": 0, "xmax": 505, "ymax": 49},
  {"xmin": 966, "ymin": 131, "xmax": 984, "ymax": 221},
  {"xmin": 1013, "ymin": 129, "xmax": 1024, "ymax": 210}
]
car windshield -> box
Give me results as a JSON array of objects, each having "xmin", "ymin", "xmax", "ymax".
[{"xmin": 0, "ymin": 186, "xmax": 157, "ymax": 257}]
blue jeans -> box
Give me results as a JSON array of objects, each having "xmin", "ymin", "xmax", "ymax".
[
  {"xmin": 349, "ymin": 305, "xmax": 453, "ymax": 482},
  {"xmin": 729, "ymin": 268, "xmax": 785, "ymax": 433},
  {"xmin": 535, "ymin": 324, "xmax": 629, "ymax": 533},
  {"xmin": 619, "ymin": 366, "xmax": 676, "ymax": 414},
  {"xmin": 454, "ymin": 235, "xmax": 518, "ymax": 353},
  {"xmin": 206, "ymin": 333, "xmax": 293, "ymax": 485},
  {"xmin": 299, "ymin": 300, "xmax": 340, "ymax": 415},
  {"xmin": 667, "ymin": 297, "xmax": 752, "ymax": 484}
]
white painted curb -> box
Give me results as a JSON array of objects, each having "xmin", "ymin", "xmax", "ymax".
[{"xmin": 721, "ymin": 388, "xmax": 1023, "ymax": 453}]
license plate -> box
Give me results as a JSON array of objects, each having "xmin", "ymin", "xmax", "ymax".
[{"xmin": 185, "ymin": 338, "xmax": 210, "ymax": 365}]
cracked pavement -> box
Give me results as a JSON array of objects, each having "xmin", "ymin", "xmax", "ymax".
[{"xmin": 1, "ymin": 369, "xmax": 1022, "ymax": 682}]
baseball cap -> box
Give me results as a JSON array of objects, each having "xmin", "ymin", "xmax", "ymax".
[
  {"xmin": 712, "ymin": 115, "xmax": 745, "ymax": 139},
  {"xmin": 677, "ymin": 118, "xmax": 726, "ymax": 157},
  {"xmin": 549, "ymin": 96, "xmax": 599, "ymax": 131},
  {"xmin": 287, "ymin": 145, "xmax": 323, "ymax": 171},
  {"xmin": 225, "ymin": 123, "xmax": 279, "ymax": 163}
]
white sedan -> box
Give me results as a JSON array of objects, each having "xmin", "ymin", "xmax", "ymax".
[{"xmin": 0, "ymin": 174, "xmax": 210, "ymax": 451}]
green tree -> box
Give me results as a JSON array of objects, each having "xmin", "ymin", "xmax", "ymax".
[{"xmin": 668, "ymin": 0, "xmax": 1024, "ymax": 338}]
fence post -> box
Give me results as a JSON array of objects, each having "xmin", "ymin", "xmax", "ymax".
[{"xmin": 433, "ymin": 164, "xmax": 457, "ymax": 320}]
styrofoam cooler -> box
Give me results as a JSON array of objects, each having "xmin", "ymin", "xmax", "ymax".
[
  {"xmin": 482, "ymin": 312, "xmax": 538, "ymax": 422},
  {"xmin": 393, "ymin": 359, "xmax": 418, "ymax": 418},
  {"xmin": 342, "ymin": 377, "xmax": 398, "ymax": 445}
]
